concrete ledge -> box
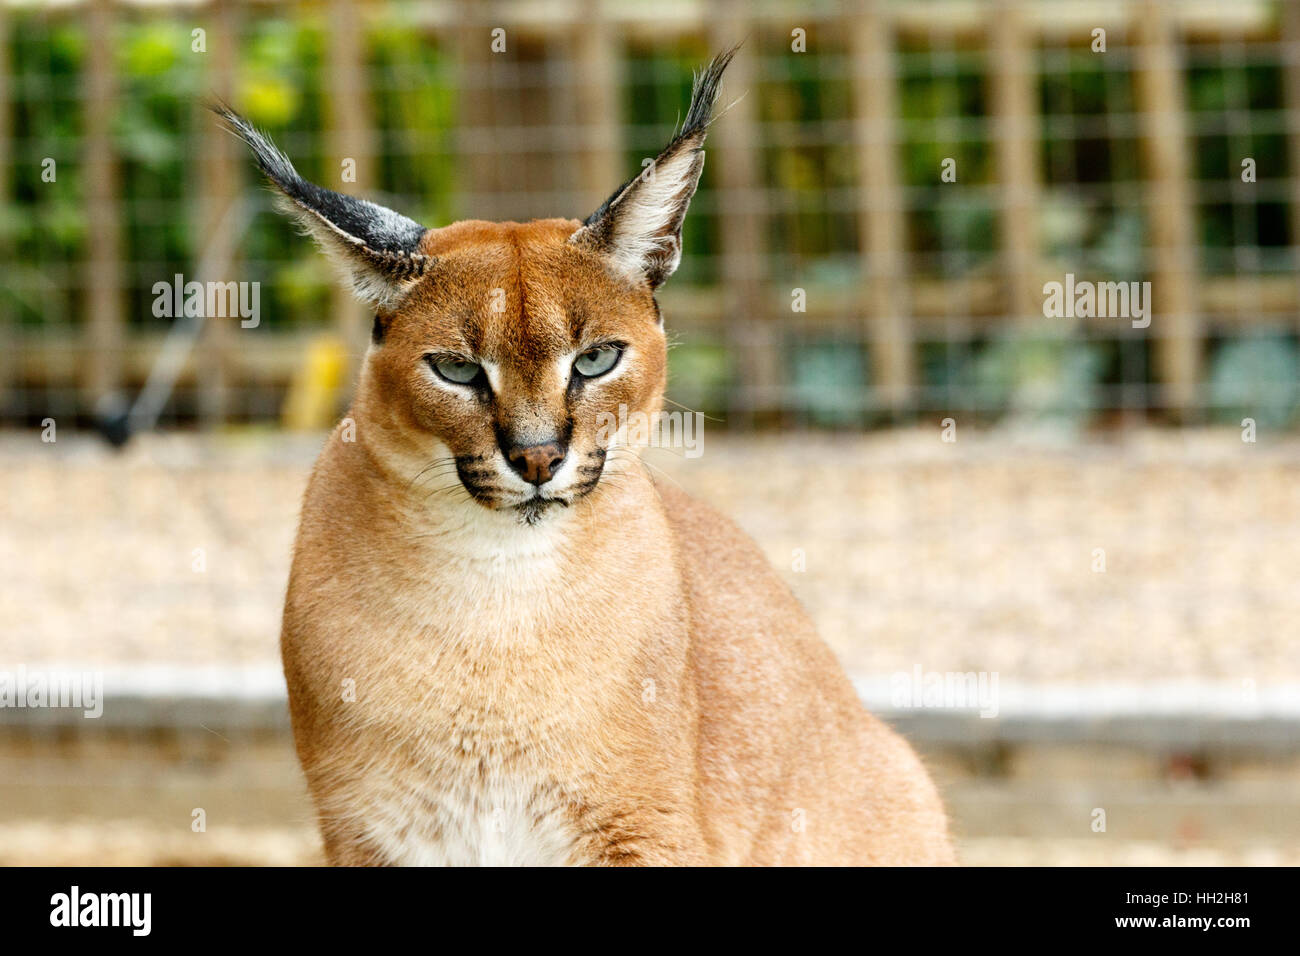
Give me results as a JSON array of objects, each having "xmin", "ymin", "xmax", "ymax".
[
  {"xmin": 856, "ymin": 677, "xmax": 1300, "ymax": 751},
  {"xmin": 2, "ymin": 665, "xmax": 1299, "ymax": 751},
  {"xmin": 0, "ymin": 665, "xmax": 291, "ymax": 731}
]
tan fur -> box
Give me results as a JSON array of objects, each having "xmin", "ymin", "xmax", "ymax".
[{"xmin": 280, "ymin": 217, "xmax": 955, "ymax": 866}]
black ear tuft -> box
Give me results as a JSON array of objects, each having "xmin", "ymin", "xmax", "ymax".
[
  {"xmin": 212, "ymin": 103, "xmax": 431, "ymax": 307},
  {"xmin": 679, "ymin": 44, "xmax": 739, "ymax": 146},
  {"xmin": 570, "ymin": 46, "xmax": 739, "ymax": 289}
]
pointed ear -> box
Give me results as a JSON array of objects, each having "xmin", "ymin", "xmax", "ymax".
[
  {"xmin": 570, "ymin": 46, "xmax": 737, "ymax": 289},
  {"xmin": 212, "ymin": 105, "xmax": 430, "ymax": 308}
]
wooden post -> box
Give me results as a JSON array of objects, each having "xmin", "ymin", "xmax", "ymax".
[
  {"xmin": 988, "ymin": 0, "xmax": 1042, "ymax": 323},
  {"xmin": 710, "ymin": 0, "xmax": 775, "ymax": 426},
  {"xmin": 851, "ymin": 0, "xmax": 913, "ymax": 414},
  {"xmin": 196, "ymin": 0, "xmax": 240, "ymax": 427},
  {"xmin": 455, "ymin": 5, "xmax": 562, "ymax": 223},
  {"xmin": 1134, "ymin": 0, "xmax": 1200, "ymax": 419},
  {"xmin": 83, "ymin": 0, "xmax": 125, "ymax": 409},
  {"xmin": 518, "ymin": 38, "xmax": 565, "ymax": 221},
  {"xmin": 455, "ymin": 3, "xmax": 502, "ymax": 221},
  {"xmin": 327, "ymin": 0, "xmax": 375, "ymax": 374},
  {"xmin": 570, "ymin": 0, "xmax": 622, "ymax": 207}
]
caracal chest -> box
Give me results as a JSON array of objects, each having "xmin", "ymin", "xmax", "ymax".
[
  {"xmin": 348, "ymin": 531, "xmax": 608, "ymax": 866},
  {"xmin": 363, "ymin": 763, "xmax": 585, "ymax": 866}
]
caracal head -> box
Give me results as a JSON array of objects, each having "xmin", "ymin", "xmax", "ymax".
[{"xmin": 217, "ymin": 48, "xmax": 736, "ymax": 523}]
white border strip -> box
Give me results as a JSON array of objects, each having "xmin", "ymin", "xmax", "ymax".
[{"xmin": 854, "ymin": 677, "xmax": 1300, "ymax": 720}]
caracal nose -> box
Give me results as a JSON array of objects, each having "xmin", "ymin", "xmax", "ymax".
[{"xmin": 506, "ymin": 442, "xmax": 567, "ymax": 486}]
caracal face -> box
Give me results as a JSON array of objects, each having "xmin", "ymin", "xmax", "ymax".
[{"xmin": 366, "ymin": 218, "xmax": 667, "ymax": 525}]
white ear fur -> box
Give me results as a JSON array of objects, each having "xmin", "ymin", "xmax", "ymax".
[
  {"xmin": 570, "ymin": 47, "xmax": 737, "ymax": 289},
  {"xmin": 271, "ymin": 193, "xmax": 431, "ymax": 309},
  {"xmin": 214, "ymin": 104, "xmax": 431, "ymax": 308},
  {"xmin": 581, "ymin": 147, "xmax": 704, "ymax": 286}
]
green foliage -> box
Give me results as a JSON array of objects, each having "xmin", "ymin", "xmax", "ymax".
[
  {"xmin": 239, "ymin": 22, "xmax": 308, "ymax": 129},
  {"xmin": 758, "ymin": 45, "xmax": 856, "ymax": 281},
  {"xmin": 666, "ymin": 341, "xmax": 732, "ymax": 418},
  {"xmin": 1208, "ymin": 333, "xmax": 1300, "ymax": 429},
  {"xmin": 964, "ymin": 331, "xmax": 1105, "ymax": 429},
  {"xmin": 368, "ymin": 20, "xmax": 457, "ymax": 226},
  {"xmin": 898, "ymin": 52, "xmax": 994, "ymax": 267},
  {"xmin": 123, "ymin": 22, "xmax": 181, "ymax": 79},
  {"xmin": 791, "ymin": 340, "xmax": 868, "ymax": 427},
  {"xmin": 6, "ymin": 21, "xmax": 85, "ymax": 325}
]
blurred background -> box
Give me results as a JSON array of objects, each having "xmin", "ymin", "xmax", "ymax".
[{"xmin": 1, "ymin": 0, "xmax": 1298, "ymax": 865}]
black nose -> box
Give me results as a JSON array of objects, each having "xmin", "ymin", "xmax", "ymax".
[{"xmin": 505, "ymin": 442, "xmax": 567, "ymax": 486}]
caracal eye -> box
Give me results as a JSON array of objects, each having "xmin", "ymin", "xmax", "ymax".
[
  {"xmin": 431, "ymin": 357, "xmax": 482, "ymax": 385},
  {"xmin": 574, "ymin": 345, "xmax": 622, "ymax": 378}
]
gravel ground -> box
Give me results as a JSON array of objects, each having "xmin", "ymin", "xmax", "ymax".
[
  {"xmin": 0, "ymin": 822, "xmax": 1293, "ymax": 867},
  {"xmin": 2, "ymin": 427, "xmax": 1298, "ymax": 684},
  {"xmin": 0, "ymin": 822, "xmax": 324, "ymax": 867}
]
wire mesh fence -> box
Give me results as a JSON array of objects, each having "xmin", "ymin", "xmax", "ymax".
[{"xmin": 1, "ymin": 0, "xmax": 1298, "ymax": 433}]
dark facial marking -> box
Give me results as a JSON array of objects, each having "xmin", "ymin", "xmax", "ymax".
[{"xmin": 455, "ymin": 454, "xmax": 504, "ymax": 504}]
